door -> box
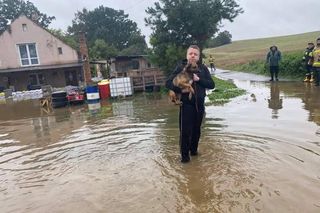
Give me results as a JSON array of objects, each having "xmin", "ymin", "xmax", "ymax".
[{"xmin": 64, "ymin": 70, "xmax": 78, "ymax": 86}]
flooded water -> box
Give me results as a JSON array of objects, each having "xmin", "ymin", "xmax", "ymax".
[{"xmin": 0, "ymin": 70, "xmax": 320, "ymax": 213}]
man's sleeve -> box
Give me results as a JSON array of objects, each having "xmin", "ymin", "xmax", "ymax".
[
  {"xmin": 308, "ymin": 51, "xmax": 314, "ymax": 65},
  {"xmin": 197, "ymin": 66, "xmax": 215, "ymax": 89},
  {"xmin": 266, "ymin": 52, "xmax": 270, "ymax": 63},
  {"xmin": 165, "ymin": 65, "xmax": 182, "ymax": 93}
]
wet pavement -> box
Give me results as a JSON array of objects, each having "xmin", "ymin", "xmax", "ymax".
[{"xmin": 0, "ymin": 70, "xmax": 319, "ymax": 213}]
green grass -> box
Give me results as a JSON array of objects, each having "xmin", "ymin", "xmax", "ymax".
[
  {"xmin": 207, "ymin": 76, "xmax": 246, "ymax": 104},
  {"xmin": 203, "ymin": 31, "xmax": 320, "ymax": 69},
  {"xmin": 230, "ymin": 50, "xmax": 306, "ymax": 80}
]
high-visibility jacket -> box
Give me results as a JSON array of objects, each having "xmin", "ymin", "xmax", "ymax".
[
  {"xmin": 309, "ymin": 47, "xmax": 320, "ymax": 67},
  {"xmin": 208, "ymin": 57, "xmax": 215, "ymax": 64},
  {"xmin": 303, "ymin": 47, "xmax": 314, "ymax": 64}
]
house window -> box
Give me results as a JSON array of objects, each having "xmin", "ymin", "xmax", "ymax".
[
  {"xmin": 58, "ymin": 47, "xmax": 63, "ymax": 55},
  {"xmin": 18, "ymin": 43, "xmax": 39, "ymax": 66},
  {"xmin": 29, "ymin": 73, "xmax": 45, "ymax": 86},
  {"xmin": 22, "ymin": 24, "xmax": 27, "ymax": 32},
  {"xmin": 131, "ymin": 60, "xmax": 140, "ymax": 70}
]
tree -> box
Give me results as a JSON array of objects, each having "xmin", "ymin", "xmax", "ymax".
[
  {"xmin": 89, "ymin": 39, "xmax": 118, "ymax": 60},
  {"xmin": 206, "ymin": 30, "xmax": 232, "ymax": 48},
  {"xmin": 68, "ymin": 6, "xmax": 147, "ymax": 55},
  {"xmin": 145, "ymin": 0, "xmax": 243, "ymax": 74},
  {"xmin": 0, "ymin": 0, "xmax": 55, "ymax": 33}
]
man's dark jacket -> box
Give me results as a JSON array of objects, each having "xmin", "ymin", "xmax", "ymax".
[{"xmin": 166, "ymin": 59, "xmax": 215, "ymax": 107}]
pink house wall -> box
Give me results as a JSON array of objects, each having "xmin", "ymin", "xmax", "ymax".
[{"xmin": 0, "ymin": 15, "xmax": 78, "ymax": 70}]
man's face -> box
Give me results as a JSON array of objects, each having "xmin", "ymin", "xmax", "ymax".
[
  {"xmin": 187, "ymin": 48, "xmax": 200, "ymax": 64},
  {"xmin": 308, "ymin": 44, "xmax": 314, "ymax": 49}
]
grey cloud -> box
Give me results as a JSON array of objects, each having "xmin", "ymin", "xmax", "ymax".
[{"xmin": 30, "ymin": 0, "xmax": 319, "ymax": 42}]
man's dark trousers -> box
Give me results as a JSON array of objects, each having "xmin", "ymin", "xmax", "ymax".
[
  {"xmin": 270, "ymin": 66, "xmax": 279, "ymax": 80},
  {"xmin": 179, "ymin": 103, "xmax": 204, "ymax": 160}
]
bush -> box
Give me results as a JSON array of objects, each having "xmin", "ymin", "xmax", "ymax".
[{"xmin": 232, "ymin": 51, "xmax": 306, "ymax": 79}]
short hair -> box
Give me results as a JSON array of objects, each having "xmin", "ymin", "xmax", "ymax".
[
  {"xmin": 188, "ymin": 45, "xmax": 200, "ymax": 52},
  {"xmin": 317, "ymin": 37, "xmax": 320, "ymax": 41},
  {"xmin": 308, "ymin": 42, "xmax": 314, "ymax": 45}
]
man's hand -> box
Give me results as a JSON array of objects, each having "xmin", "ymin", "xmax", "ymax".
[
  {"xmin": 181, "ymin": 88, "xmax": 190, "ymax": 93},
  {"xmin": 193, "ymin": 74, "xmax": 200, "ymax": 82}
]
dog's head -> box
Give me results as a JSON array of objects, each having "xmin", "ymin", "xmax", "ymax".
[{"xmin": 184, "ymin": 63, "xmax": 198, "ymax": 73}]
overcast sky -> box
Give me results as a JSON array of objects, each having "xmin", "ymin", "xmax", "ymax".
[{"xmin": 30, "ymin": 0, "xmax": 320, "ymax": 42}]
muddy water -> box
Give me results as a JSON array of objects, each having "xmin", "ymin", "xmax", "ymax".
[{"xmin": 0, "ymin": 71, "xmax": 320, "ymax": 213}]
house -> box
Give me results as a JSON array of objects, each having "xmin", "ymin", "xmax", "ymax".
[
  {"xmin": 109, "ymin": 55, "xmax": 165, "ymax": 91},
  {"xmin": 0, "ymin": 15, "xmax": 83, "ymax": 92}
]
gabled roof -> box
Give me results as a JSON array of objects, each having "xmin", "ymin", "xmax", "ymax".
[{"xmin": 0, "ymin": 15, "xmax": 77, "ymax": 52}]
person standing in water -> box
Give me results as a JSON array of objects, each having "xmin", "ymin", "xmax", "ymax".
[
  {"xmin": 303, "ymin": 42, "xmax": 315, "ymax": 82},
  {"xmin": 309, "ymin": 38, "xmax": 320, "ymax": 86},
  {"xmin": 266, "ymin": 45, "xmax": 282, "ymax": 81},
  {"xmin": 166, "ymin": 45, "xmax": 215, "ymax": 163}
]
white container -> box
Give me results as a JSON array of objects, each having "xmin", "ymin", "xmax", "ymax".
[
  {"xmin": 110, "ymin": 77, "xmax": 133, "ymax": 98},
  {"xmin": 86, "ymin": 92, "xmax": 100, "ymax": 100}
]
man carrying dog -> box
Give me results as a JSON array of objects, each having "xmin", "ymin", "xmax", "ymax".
[{"xmin": 166, "ymin": 45, "xmax": 215, "ymax": 163}]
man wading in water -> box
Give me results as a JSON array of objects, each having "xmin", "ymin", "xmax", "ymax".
[{"xmin": 166, "ymin": 45, "xmax": 215, "ymax": 163}]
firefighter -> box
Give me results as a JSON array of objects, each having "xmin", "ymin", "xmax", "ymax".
[
  {"xmin": 309, "ymin": 38, "xmax": 320, "ymax": 86},
  {"xmin": 208, "ymin": 54, "xmax": 216, "ymax": 72},
  {"xmin": 303, "ymin": 42, "xmax": 315, "ymax": 82}
]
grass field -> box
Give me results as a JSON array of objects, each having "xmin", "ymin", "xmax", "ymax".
[{"xmin": 204, "ymin": 31, "xmax": 320, "ymax": 68}]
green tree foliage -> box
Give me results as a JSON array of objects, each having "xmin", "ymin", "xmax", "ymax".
[
  {"xmin": 89, "ymin": 39, "xmax": 118, "ymax": 60},
  {"xmin": 206, "ymin": 30, "xmax": 232, "ymax": 48},
  {"xmin": 48, "ymin": 29, "xmax": 78, "ymax": 50},
  {"xmin": 145, "ymin": 0, "xmax": 242, "ymax": 75},
  {"xmin": 0, "ymin": 0, "xmax": 55, "ymax": 33},
  {"xmin": 68, "ymin": 6, "xmax": 147, "ymax": 57}
]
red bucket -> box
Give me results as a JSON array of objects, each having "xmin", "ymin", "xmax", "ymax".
[{"xmin": 98, "ymin": 81, "xmax": 110, "ymax": 99}]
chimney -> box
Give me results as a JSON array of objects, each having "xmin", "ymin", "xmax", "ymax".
[{"xmin": 78, "ymin": 31, "xmax": 92, "ymax": 84}]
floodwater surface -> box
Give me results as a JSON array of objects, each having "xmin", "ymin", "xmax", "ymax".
[{"xmin": 0, "ymin": 70, "xmax": 319, "ymax": 213}]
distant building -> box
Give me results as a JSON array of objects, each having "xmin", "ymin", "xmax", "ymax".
[
  {"xmin": 0, "ymin": 15, "xmax": 83, "ymax": 92},
  {"xmin": 109, "ymin": 55, "xmax": 154, "ymax": 77},
  {"xmin": 110, "ymin": 55, "xmax": 165, "ymax": 91}
]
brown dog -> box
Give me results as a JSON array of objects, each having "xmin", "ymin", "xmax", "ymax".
[{"xmin": 169, "ymin": 63, "xmax": 198, "ymax": 105}]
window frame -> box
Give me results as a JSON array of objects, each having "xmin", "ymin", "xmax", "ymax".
[
  {"xmin": 22, "ymin": 24, "xmax": 27, "ymax": 32},
  {"xmin": 17, "ymin": 43, "xmax": 40, "ymax": 66},
  {"xmin": 29, "ymin": 73, "xmax": 45, "ymax": 86},
  {"xmin": 58, "ymin": 47, "xmax": 63, "ymax": 55}
]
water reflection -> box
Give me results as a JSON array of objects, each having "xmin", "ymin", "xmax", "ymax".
[
  {"xmin": 112, "ymin": 101, "xmax": 134, "ymax": 117},
  {"xmin": 301, "ymin": 84, "xmax": 320, "ymax": 125},
  {"xmin": 268, "ymin": 82, "xmax": 283, "ymax": 119},
  {"xmin": 273, "ymin": 82, "xmax": 320, "ymax": 126},
  {"xmin": 32, "ymin": 117, "xmax": 50, "ymax": 138}
]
